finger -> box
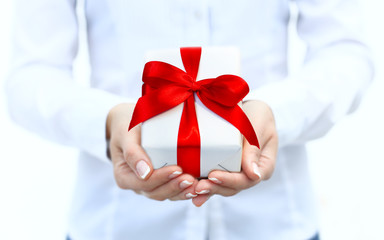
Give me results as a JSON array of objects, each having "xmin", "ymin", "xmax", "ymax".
[
  {"xmin": 192, "ymin": 194, "xmax": 210, "ymax": 207},
  {"xmin": 143, "ymin": 174, "xmax": 197, "ymax": 201},
  {"xmin": 194, "ymin": 179, "xmax": 238, "ymax": 197},
  {"xmin": 206, "ymin": 171, "xmax": 254, "ymax": 190},
  {"xmin": 114, "ymin": 156, "xmax": 184, "ymax": 191},
  {"xmin": 192, "ymin": 181, "xmax": 236, "ymax": 206},
  {"xmin": 192, "ymin": 180, "xmax": 211, "ymax": 207},
  {"xmin": 169, "ymin": 185, "xmax": 199, "ymax": 201},
  {"xmin": 168, "ymin": 178, "xmax": 199, "ymax": 201}
]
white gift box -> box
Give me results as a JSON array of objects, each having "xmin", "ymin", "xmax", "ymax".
[{"xmin": 141, "ymin": 47, "xmax": 243, "ymax": 177}]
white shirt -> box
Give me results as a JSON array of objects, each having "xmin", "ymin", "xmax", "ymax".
[{"xmin": 6, "ymin": 0, "xmax": 373, "ymax": 239}]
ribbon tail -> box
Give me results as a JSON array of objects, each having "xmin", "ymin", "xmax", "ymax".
[
  {"xmin": 198, "ymin": 95, "xmax": 260, "ymax": 148},
  {"xmin": 229, "ymin": 106, "xmax": 260, "ymax": 148},
  {"xmin": 177, "ymin": 95, "xmax": 201, "ymax": 178}
]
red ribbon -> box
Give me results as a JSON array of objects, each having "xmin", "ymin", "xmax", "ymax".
[{"xmin": 129, "ymin": 47, "xmax": 259, "ymax": 177}]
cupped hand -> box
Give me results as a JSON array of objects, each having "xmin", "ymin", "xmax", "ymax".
[
  {"xmin": 106, "ymin": 103, "xmax": 198, "ymax": 201},
  {"xmin": 192, "ymin": 100, "xmax": 278, "ymax": 207}
]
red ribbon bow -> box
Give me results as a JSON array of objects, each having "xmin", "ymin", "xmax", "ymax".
[{"xmin": 129, "ymin": 47, "xmax": 259, "ymax": 177}]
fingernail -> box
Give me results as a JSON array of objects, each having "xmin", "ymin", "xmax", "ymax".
[
  {"xmin": 186, "ymin": 193, "xmax": 197, "ymax": 199},
  {"xmin": 179, "ymin": 180, "xmax": 193, "ymax": 189},
  {"xmin": 169, "ymin": 171, "xmax": 182, "ymax": 179},
  {"xmin": 196, "ymin": 190, "xmax": 210, "ymax": 195},
  {"xmin": 208, "ymin": 177, "xmax": 222, "ymax": 184},
  {"xmin": 253, "ymin": 162, "xmax": 261, "ymax": 179},
  {"xmin": 136, "ymin": 160, "xmax": 150, "ymax": 179}
]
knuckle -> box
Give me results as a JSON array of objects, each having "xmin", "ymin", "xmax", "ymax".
[
  {"xmin": 114, "ymin": 178, "xmax": 129, "ymax": 190},
  {"xmin": 222, "ymin": 190, "xmax": 237, "ymax": 197},
  {"xmin": 248, "ymin": 145, "xmax": 260, "ymax": 155},
  {"xmin": 144, "ymin": 192, "xmax": 166, "ymax": 201},
  {"xmin": 140, "ymin": 183, "xmax": 156, "ymax": 192},
  {"xmin": 169, "ymin": 196, "xmax": 180, "ymax": 201},
  {"xmin": 170, "ymin": 180, "xmax": 182, "ymax": 193},
  {"xmin": 232, "ymin": 176, "xmax": 245, "ymax": 191},
  {"xmin": 245, "ymin": 146, "xmax": 260, "ymax": 159},
  {"xmin": 170, "ymin": 192, "xmax": 186, "ymax": 201},
  {"xmin": 153, "ymin": 195, "xmax": 167, "ymax": 201},
  {"xmin": 124, "ymin": 147, "xmax": 137, "ymax": 161}
]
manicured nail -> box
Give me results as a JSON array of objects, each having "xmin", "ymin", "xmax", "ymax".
[
  {"xmin": 169, "ymin": 171, "xmax": 182, "ymax": 179},
  {"xmin": 186, "ymin": 193, "xmax": 198, "ymax": 199},
  {"xmin": 196, "ymin": 190, "xmax": 210, "ymax": 195},
  {"xmin": 136, "ymin": 160, "xmax": 150, "ymax": 179},
  {"xmin": 253, "ymin": 162, "xmax": 261, "ymax": 179},
  {"xmin": 179, "ymin": 180, "xmax": 193, "ymax": 189},
  {"xmin": 208, "ymin": 177, "xmax": 222, "ymax": 184}
]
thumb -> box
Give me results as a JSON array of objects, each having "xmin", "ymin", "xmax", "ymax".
[
  {"xmin": 242, "ymin": 134, "xmax": 278, "ymax": 182},
  {"xmin": 241, "ymin": 140, "xmax": 262, "ymax": 182},
  {"xmin": 124, "ymin": 125, "xmax": 153, "ymax": 180}
]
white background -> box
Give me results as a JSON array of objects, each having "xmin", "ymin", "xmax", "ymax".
[{"xmin": 0, "ymin": 1, "xmax": 383, "ymax": 239}]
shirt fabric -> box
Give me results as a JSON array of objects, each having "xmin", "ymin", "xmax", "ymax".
[{"xmin": 6, "ymin": 0, "xmax": 373, "ymax": 239}]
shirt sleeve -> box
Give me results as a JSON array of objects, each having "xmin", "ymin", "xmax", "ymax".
[
  {"xmin": 244, "ymin": 0, "xmax": 374, "ymax": 147},
  {"xmin": 5, "ymin": 0, "xmax": 132, "ymax": 162}
]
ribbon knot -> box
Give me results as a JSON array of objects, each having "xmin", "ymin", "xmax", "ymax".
[
  {"xmin": 129, "ymin": 47, "xmax": 259, "ymax": 177},
  {"xmin": 190, "ymin": 81, "xmax": 200, "ymax": 92}
]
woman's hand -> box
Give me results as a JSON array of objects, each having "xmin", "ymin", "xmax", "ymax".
[
  {"xmin": 192, "ymin": 100, "xmax": 278, "ymax": 207},
  {"xmin": 106, "ymin": 103, "xmax": 198, "ymax": 201}
]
